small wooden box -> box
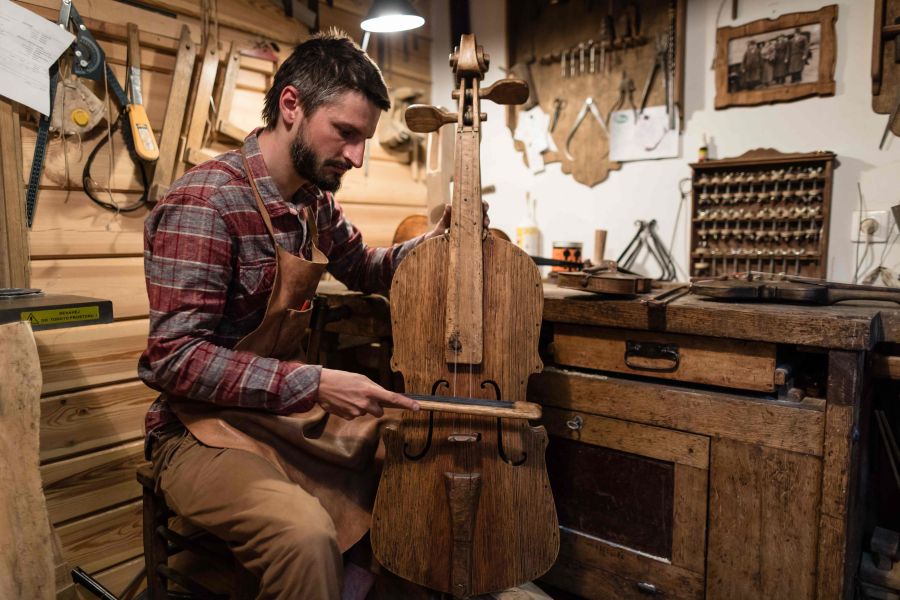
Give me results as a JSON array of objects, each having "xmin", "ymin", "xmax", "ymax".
[{"xmin": 550, "ymin": 324, "xmax": 778, "ymax": 393}]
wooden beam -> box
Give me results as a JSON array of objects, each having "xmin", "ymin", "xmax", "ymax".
[
  {"xmin": 34, "ymin": 319, "xmax": 149, "ymax": 395},
  {"xmin": 40, "ymin": 380, "xmax": 155, "ymax": 462},
  {"xmin": 0, "ymin": 322, "xmax": 54, "ymax": 599},
  {"xmin": 182, "ymin": 32, "xmax": 220, "ymax": 165},
  {"xmin": 150, "ymin": 25, "xmax": 195, "ymax": 202},
  {"xmin": 817, "ymin": 351, "xmax": 866, "ymax": 600},
  {"xmin": 0, "ymin": 98, "xmax": 29, "ymax": 287}
]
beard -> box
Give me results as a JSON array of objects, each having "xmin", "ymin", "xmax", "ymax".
[{"xmin": 289, "ymin": 126, "xmax": 352, "ymax": 193}]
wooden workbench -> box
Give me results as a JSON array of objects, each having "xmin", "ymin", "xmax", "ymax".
[{"xmin": 316, "ymin": 281, "xmax": 891, "ymax": 600}]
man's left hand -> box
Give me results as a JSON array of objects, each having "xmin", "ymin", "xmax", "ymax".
[{"xmin": 425, "ymin": 201, "xmax": 490, "ymax": 241}]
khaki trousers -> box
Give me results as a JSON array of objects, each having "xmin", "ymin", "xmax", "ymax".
[{"xmin": 152, "ymin": 428, "xmax": 343, "ymax": 600}]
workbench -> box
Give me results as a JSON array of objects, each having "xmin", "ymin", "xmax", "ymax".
[{"xmin": 315, "ymin": 280, "xmax": 892, "ymax": 600}]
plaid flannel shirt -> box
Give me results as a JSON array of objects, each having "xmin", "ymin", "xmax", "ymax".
[{"xmin": 139, "ymin": 130, "xmax": 422, "ymax": 440}]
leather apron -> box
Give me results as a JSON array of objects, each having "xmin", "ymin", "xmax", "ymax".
[{"xmin": 172, "ymin": 152, "xmax": 387, "ymax": 552}]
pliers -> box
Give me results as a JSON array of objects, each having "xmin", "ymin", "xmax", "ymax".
[
  {"xmin": 638, "ymin": 35, "xmax": 668, "ymax": 116},
  {"xmin": 564, "ymin": 97, "xmax": 607, "ymax": 160},
  {"xmin": 607, "ymin": 73, "xmax": 637, "ymax": 123}
]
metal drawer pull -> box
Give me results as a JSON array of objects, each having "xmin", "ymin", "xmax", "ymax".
[
  {"xmin": 565, "ymin": 415, "xmax": 583, "ymax": 430},
  {"xmin": 624, "ymin": 340, "xmax": 680, "ymax": 373},
  {"xmin": 636, "ymin": 581, "xmax": 659, "ymax": 595}
]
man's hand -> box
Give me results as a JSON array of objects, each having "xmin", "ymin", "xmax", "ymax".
[
  {"xmin": 424, "ymin": 201, "xmax": 490, "ymax": 241},
  {"xmin": 317, "ymin": 368, "xmax": 419, "ymax": 420}
]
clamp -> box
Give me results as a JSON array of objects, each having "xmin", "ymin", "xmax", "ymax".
[{"xmin": 564, "ymin": 97, "xmax": 607, "ymax": 160}]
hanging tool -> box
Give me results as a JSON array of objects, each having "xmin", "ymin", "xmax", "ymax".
[
  {"xmin": 667, "ymin": 0, "xmax": 677, "ymax": 130},
  {"xmin": 26, "ymin": 1, "xmax": 159, "ymax": 224},
  {"xmin": 125, "ymin": 23, "xmax": 159, "ymax": 162},
  {"xmin": 638, "ymin": 34, "xmax": 668, "ymax": 117},
  {"xmin": 564, "ymin": 97, "xmax": 607, "ymax": 160},
  {"xmin": 617, "ymin": 220, "xmax": 677, "ymax": 281},
  {"xmin": 549, "ymin": 98, "xmax": 565, "ymax": 133},
  {"xmin": 608, "ymin": 72, "xmax": 637, "ymax": 123}
]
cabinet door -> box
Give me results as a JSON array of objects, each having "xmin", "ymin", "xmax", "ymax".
[{"xmin": 541, "ymin": 408, "xmax": 709, "ymax": 599}]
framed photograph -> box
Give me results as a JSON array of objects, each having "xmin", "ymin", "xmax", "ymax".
[{"xmin": 715, "ymin": 5, "xmax": 837, "ymax": 109}]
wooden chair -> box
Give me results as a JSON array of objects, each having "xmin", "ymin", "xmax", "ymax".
[{"xmin": 137, "ymin": 465, "xmax": 256, "ymax": 600}]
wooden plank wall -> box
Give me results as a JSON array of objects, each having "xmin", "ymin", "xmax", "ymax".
[{"xmin": 10, "ymin": 0, "xmax": 430, "ymax": 592}]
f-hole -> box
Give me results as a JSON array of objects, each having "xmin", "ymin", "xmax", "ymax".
[
  {"xmin": 481, "ymin": 380, "xmax": 527, "ymax": 466},
  {"xmin": 401, "ymin": 380, "xmax": 448, "ymax": 461}
]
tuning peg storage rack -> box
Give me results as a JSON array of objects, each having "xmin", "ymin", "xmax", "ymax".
[{"xmin": 689, "ymin": 149, "xmax": 835, "ymax": 279}]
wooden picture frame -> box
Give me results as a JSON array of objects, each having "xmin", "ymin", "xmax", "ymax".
[{"xmin": 715, "ymin": 5, "xmax": 837, "ymax": 109}]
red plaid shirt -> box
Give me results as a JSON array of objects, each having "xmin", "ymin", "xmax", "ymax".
[{"xmin": 139, "ymin": 130, "xmax": 422, "ymax": 439}]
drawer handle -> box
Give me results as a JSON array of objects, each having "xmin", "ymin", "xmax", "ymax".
[
  {"xmin": 624, "ymin": 340, "xmax": 680, "ymax": 373},
  {"xmin": 636, "ymin": 581, "xmax": 660, "ymax": 595},
  {"xmin": 565, "ymin": 415, "xmax": 583, "ymax": 431}
]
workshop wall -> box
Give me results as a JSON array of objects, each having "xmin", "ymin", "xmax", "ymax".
[{"xmin": 430, "ymin": 0, "xmax": 900, "ymax": 283}]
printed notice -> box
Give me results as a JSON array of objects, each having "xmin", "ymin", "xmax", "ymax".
[
  {"xmin": 0, "ymin": 0, "xmax": 74, "ymax": 115},
  {"xmin": 609, "ymin": 106, "xmax": 680, "ymax": 162},
  {"xmin": 21, "ymin": 306, "xmax": 100, "ymax": 326}
]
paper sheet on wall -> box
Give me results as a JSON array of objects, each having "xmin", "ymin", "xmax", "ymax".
[
  {"xmin": 0, "ymin": 0, "xmax": 74, "ymax": 115},
  {"xmin": 513, "ymin": 105, "xmax": 558, "ymax": 174},
  {"xmin": 609, "ymin": 106, "xmax": 680, "ymax": 162}
]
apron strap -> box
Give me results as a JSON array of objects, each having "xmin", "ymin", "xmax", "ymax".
[
  {"xmin": 241, "ymin": 152, "xmax": 280, "ymax": 244},
  {"xmin": 241, "ymin": 150, "xmax": 322, "ymax": 254}
]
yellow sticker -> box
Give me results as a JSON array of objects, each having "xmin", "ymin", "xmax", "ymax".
[{"xmin": 21, "ymin": 306, "xmax": 100, "ymax": 326}]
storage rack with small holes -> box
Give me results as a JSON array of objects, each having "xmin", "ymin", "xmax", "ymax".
[{"xmin": 689, "ymin": 149, "xmax": 835, "ymax": 279}]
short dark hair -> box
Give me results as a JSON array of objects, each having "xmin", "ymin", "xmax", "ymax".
[{"xmin": 262, "ymin": 30, "xmax": 391, "ymax": 129}]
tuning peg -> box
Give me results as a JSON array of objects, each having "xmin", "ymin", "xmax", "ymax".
[
  {"xmin": 405, "ymin": 105, "xmax": 458, "ymax": 133},
  {"xmin": 452, "ymin": 79, "xmax": 529, "ymax": 106}
]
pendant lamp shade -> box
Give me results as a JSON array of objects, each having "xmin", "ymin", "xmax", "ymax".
[{"xmin": 361, "ymin": 0, "xmax": 425, "ymax": 33}]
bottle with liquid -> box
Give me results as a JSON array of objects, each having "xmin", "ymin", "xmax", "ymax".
[{"xmin": 516, "ymin": 192, "xmax": 540, "ymax": 256}]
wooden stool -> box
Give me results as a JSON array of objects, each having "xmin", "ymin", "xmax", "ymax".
[{"xmin": 137, "ymin": 465, "xmax": 255, "ymax": 600}]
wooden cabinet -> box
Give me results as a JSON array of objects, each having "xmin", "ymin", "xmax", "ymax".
[{"xmin": 530, "ymin": 285, "xmax": 876, "ymax": 600}]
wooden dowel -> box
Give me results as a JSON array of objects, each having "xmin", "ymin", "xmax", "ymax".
[{"xmin": 407, "ymin": 397, "xmax": 542, "ymax": 420}]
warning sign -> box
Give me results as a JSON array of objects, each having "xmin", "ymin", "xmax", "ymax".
[{"xmin": 21, "ymin": 306, "xmax": 100, "ymax": 326}]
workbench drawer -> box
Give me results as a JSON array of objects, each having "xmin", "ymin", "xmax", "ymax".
[
  {"xmin": 550, "ymin": 324, "xmax": 778, "ymax": 392},
  {"xmin": 540, "ymin": 407, "xmax": 708, "ymax": 599}
]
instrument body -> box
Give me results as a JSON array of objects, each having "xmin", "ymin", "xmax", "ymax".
[
  {"xmin": 691, "ymin": 272, "xmax": 900, "ymax": 305},
  {"xmin": 371, "ymin": 35, "xmax": 558, "ymax": 598}
]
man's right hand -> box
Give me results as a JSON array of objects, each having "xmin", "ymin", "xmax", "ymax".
[{"xmin": 317, "ymin": 368, "xmax": 420, "ymax": 420}]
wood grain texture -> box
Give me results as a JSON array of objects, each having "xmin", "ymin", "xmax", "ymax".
[
  {"xmin": 816, "ymin": 351, "xmax": 865, "ymax": 600},
  {"xmin": 31, "ymin": 257, "xmax": 148, "ymax": 319},
  {"xmin": 150, "ymin": 25, "xmax": 195, "ymax": 202},
  {"xmin": 337, "ymin": 160, "xmax": 428, "ymax": 206},
  {"xmin": 0, "ymin": 322, "xmax": 55, "ymax": 600},
  {"xmin": 672, "ymin": 464, "xmax": 708, "ymax": 574},
  {"xmin": 551, "ymin": 324, "xmax": 777, "ymax": 392},
  {"xmin": 873, "ymin": 0, "xmax": 900, "ymax": 137},
  {"xmin": 529, "ymin": 368, "xmax": 825, "ymax": 456},
  {"xmin": 542, "ymin": 284, "xmax": 880, "ymax": 350},
  {"xmin": 706, "ymin": 438, "xmax": 821, "ymax": 600},
  {"xmin": 57, "ymin": 500, "xmax": 143, "ymax": 575},
  {"xmin": 40, "ymin": 380, "xmax": 154, "ymax": 461},
  {"xmin": 339, "ymin": 202, "xmax": 426, "ymax": 248},
  {"xmin": 542, "ymin": 408, "xmax": 709, "ymax": 470},
  {"xmin": 182, "ymin": 32, "xmax": 219, "ymax": 159},
  {"xmin": 445, "ymin": 129, "xmax": 483, "ymax": 365},
  {"xmin": 543, "ymin": 527, "xmax": 704, "ymax": 600},
  {"xmin": 41, "ymin": 440, "xmax": 145, "ymax": 524},
  {"xmin": 34, "ymin": 319, "xmax": 148, "ymax": 395},
  {"xmin": 373, "ymin": 235, "xmax": 556, "ymax": 595},
  {"xmin": 0, "ymin": 98, "xmax": 29, "ymax": 288},
  {"xmin": 29, "ymin": 190, "xmax": 149, "ymax": 259}
]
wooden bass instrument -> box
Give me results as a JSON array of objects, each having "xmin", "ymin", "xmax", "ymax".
[{"xmin": 370, "ymin": 35, "xmax": 559, "ymax": 598}]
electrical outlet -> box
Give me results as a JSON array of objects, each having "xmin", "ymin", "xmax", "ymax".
[{"xmin": 851, "ymin": 210, "xmax": 892, "ymax": 243}]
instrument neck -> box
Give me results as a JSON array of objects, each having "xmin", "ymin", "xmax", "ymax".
[{"xmin": 445, "ymin": 76, "xmax": 484, "ymax": 365}]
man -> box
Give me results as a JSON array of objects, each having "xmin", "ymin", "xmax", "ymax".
[
  {"xmin": 139, "ymin": 31, "xmax": 455, "ymax": 599},
  {"xmin": 773, "ymin": 34, "xmax": 790, "ymax": 85},
  {"xmin": 788, "ymin": 29, "xmax": 810, "ymax": 83},
  {"xmin": 740, "ymin": 40, "xmax": 762, "ymax": 90}
]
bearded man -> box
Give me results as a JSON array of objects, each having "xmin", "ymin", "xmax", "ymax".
[{"xmin": 139, "ymin": 31, "xmax": 453, "ymax": 600}]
